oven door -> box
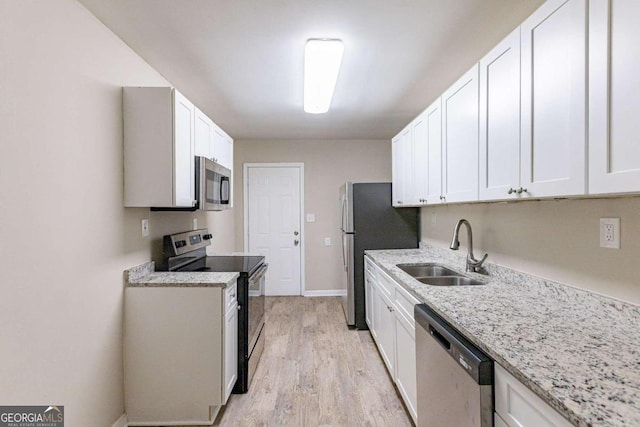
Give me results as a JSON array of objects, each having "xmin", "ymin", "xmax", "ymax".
[
  {"xmin": 248, "ymin": 263, "xmax": 267, "ymax": 352},
  {"xmin": 196, "ymin": 156, "xmax": 231, "ymax": 211}
]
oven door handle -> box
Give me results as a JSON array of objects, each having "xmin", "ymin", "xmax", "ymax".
[{"xmin": 250, "ymin": 263, "xmax": 268, "ymax": 284}]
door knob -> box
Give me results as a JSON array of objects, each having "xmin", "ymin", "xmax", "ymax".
[
  {"xmin": 294, "ymin": 231, "xmax": 299, "ymax": 236},
  {"xmin": 294, "ymin": 239, "xmax": 299, "ymax": 246}
]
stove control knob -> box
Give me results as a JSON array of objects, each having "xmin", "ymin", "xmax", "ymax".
[
  {"xmin": 175, "ymin": 240, "xmax": 187, "ymax": 248},
  {"xmin": 203, "ymin": 234, "xmax": 213, "ymax": 240}
]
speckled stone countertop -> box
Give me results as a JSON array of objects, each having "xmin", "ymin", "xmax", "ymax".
[
  {"xmin": 365, "ymin": 246, "xmax": 640, "ymax": 427},
  {"xmin": 125, "ymin": 262, "xmax": 238, "ymax": 287}
]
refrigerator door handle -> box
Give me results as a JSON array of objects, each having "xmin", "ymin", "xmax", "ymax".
[
  {"xmin": 341, "ymin": 233, "xmax": 347, "ymax": 270},
  {"xmin": 340, "ymin": 194, "xmax": 346, "ymax": 231}
]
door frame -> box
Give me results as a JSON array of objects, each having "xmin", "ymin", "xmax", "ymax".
[{"xmin": 243, "ymin": 163, "xmax": 306, "ymax": 296}]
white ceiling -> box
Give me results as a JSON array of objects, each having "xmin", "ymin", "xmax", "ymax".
[{"xmin": 79, "ymin": 0, "xmax": 544, "ymax": 140}]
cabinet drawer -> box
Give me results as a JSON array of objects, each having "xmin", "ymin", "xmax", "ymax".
[
  {"xmin": 377, "ymin": 269, "xmax": 396, "ymax": 297},
  {"xmin": 394, "ymin": 284, "xmax": 420, "ymax": 326},
  {"xmin": 364, "ymin": 256, "xmax": 378, "ymax": 281},
  {"xmin": 495, "ymin": 364, "xmax": 572, "ymax": 427},
  {"xmin": 224, "ymin": 281, "xmax": 238, "ymax": 313}
]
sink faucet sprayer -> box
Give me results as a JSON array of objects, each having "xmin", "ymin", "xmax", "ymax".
[{"xmin": 450, "ymin": 219, "xmax": 488, "ymax": 273}]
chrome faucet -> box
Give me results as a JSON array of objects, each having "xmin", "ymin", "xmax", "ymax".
[{"xmin": 450, "ymin": 219, "xmax": 488, "ymax": 273}]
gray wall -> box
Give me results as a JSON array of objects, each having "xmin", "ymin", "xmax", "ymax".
[
  {"xmin": 0, "ymin": 1, "xmax": 233, "ymax": 425},
  {"xmin": 420, "ymin": 197, "xmax": 640, "ymax": 305},
  {"xmin": 233, "ymin": 139, "xmax": 391, "ymax": 293}
]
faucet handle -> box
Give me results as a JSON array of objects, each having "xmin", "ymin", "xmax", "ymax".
[{"xmin": 467, "ymin": 253, "xmax": 488, "ymax": 273}]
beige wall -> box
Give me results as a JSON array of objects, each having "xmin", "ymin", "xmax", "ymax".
[
  {"xmin": 0, "ymin": 1, "xmax": 233, "ymax": 426},
  {"xmin": 421, "ymin": 197, "xmax": 640, "ymax": 305},
  {"xmin": 234, "ymin": 140, "xmax": 391, "ymax": 293}
]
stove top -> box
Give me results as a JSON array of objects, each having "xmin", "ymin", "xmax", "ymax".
[{"xmin": 176, "ymin": 255, "xmax": 265, "ymax": 276}]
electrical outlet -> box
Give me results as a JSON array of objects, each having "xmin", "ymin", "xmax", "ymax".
[
  {"xmin": 141, "ymin": 219, "xmax": 149, "ymax": 237},
  {"xmin": 306, "ymin": 214, "xmax": 316, "ymax": 223},
  {"xmin": 600, "ymin": 218, "xmax": 620, "ymax": 249},
  {"xmin": 324, "ymin": 237, "xmax": 332, "ymax": 246},
  {"xmin": 193, "ymin": 218, "xmax": 198, "ymax": 230}
]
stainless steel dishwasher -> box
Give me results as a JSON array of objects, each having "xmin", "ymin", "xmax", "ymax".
[{"xmin": 415, "ymin": 304, "xmax": 493, "ymax": 427}]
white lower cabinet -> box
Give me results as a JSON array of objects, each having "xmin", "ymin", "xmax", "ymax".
[
  {"xmin": 124, "ymin": 283, "xmax": 238, "ymax": 425},
  {"xmin": 373, "ymin": 284, "xmax": 396, "ymax": 377},
  {"xmin": 495, "ymin": 363, "xmax": 572, "ymax": 427},
  {"xmin": 365, "ymin": 256, "xmax": 419, "ymax": 424},
  {"xmin": 394, "ymin": 312, "xmax": 418, "ymax": 422}
]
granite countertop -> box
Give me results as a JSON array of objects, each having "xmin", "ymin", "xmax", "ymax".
[
  {"xmin": 365, "ymin": 246, "xmax": 640, "ymax": 427},
  {"xmin": 125, "ymin": 261, "xmax": 238, "ymax": 288}
]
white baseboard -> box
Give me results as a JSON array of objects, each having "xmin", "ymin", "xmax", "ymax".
[
  {"xmin": 111, "ymin": 413, "xmax": 127, "ymax": 427},
  {"xmin": 304, "ymin": 289, "xmax": 347, "ymax": 297}
]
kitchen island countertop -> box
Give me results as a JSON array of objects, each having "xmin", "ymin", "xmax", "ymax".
[
  {"xmin": 366, "ymin": 246, "xmax": 640, "ymax": 427},
  {"xmin": 125, "ymin": 261, "xmax": 238, "ymax": 287}
]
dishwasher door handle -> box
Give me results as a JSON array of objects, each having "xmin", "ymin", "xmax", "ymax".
[{"xmin": 429, "ymin": 324, "xmax": 451, "ymax": 351}]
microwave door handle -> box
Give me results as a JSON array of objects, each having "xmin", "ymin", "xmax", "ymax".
[{"xmin": 220, "ymin": 176, "xmax": 230, "ymax": 204}]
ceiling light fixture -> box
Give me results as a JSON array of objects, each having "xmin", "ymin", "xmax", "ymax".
[{"xmin": 304, "ymin": 39, "xmax": 344, "ymax": 114}]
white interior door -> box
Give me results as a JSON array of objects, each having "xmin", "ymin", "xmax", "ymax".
[{"xmin": 246, "ymin": 165, "xmax": 302, "ymax": 296}]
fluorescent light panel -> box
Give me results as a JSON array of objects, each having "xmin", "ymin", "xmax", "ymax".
[{"xmin": 304, "ymin": 39, "xmax": 344, "ymax": 114}]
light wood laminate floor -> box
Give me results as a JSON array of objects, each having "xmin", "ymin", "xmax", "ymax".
[{"xmin": 214, "ymin": 296, "xmax": 413, "ymax": 427}]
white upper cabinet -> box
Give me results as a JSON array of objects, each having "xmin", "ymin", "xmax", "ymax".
[
  {"xmin": 412, "ymin": 98, "xmax": 443, "ymax": 205},
  {"xmin": 479, "ymin": 29, "xmax": 522, "ymax": 201},
  {"xmin": 213, "ymin": 124, "xmax": 234, "ymax": 171},
  {"xmin": 412, "ymin": 111, "xmax": 428, "ymax": 205},
  {"xmin": 442, "ymin": 64, "xmax": 480, "ymax": 203},
  {"xmin": 520, "ymin": 0, "xmax": 587, "ymax": 198},
  {"xmin": 392, "ymin": 135, "xmax": 403, "ymax": 207},
  {"xmin": 392, "ymin": 125, "xmax": 413, "ymax": 206},
  {"xmin": 424, "ymin": 98, "xmax": 443, "ymax": 204},
  {"xmin": 195, "ymin": 107, "xmax": 234, "ymax": 172},
  {"xmin": 194, "ymin": 106, "xmax": 215, "ymax": 160},
  {"xmin": 589, "ymin": 0, "xmax": 640, "ymax": 194},
  {"xmin": 124, "ymin": 87, "xmax": 195, "ymax": 208}
]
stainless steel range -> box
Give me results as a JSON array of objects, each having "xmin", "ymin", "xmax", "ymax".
[{"xmin": 160, "ymin": 229, "xmax": 267, "ymax": 393}]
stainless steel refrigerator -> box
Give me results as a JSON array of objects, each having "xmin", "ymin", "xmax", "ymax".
[{"xmin": 340, "ymin": 182, "xmax": 419, "ymax": 329}]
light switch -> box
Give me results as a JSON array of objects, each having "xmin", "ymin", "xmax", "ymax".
[
  {"xmin": 141, "ymin": 219, "xmax": 149, "ymax": 237},
  {"xmin": 193, "ymin": 218, "xmax": 198, "ymax": 230},
  {"xmin": 324, "ymin": 237, "xmax": 332, "ymax": 246},
  {"xmin": 306, "ymin": 214, "xmax": 316, "ymax": 223}
]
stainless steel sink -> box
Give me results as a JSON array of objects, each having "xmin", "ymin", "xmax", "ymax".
[
  {"xmin": 418, "ymin": 276, "xmax": 484, "ymax": 287},
  {"xmin": 397, "ymin": 263, "xmax": 459, "ymax": 278}
]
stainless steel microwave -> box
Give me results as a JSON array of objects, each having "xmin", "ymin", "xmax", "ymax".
[{"xmin": 195, "ymin": 156, "xmax": 231, "ymax": 211}]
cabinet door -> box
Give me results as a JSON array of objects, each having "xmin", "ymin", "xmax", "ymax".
[
  {"xmin": 213, "ymin": 125, "xmax": 233, "ymax": 170},
  {"xmin": 479, "ymin": 28, "xmax": 522, "ymax": 201},
  {"xmin": 412, "ymin": 111, "xmax": 428, "ymax": 205},
  {"xmin": 172, "ymin": 89, "xmax": 196, "ymax": 207},
  {"xmin": 589, "ymin": 0, "xmax": 640, "ymax": 194},
  {"xmin": 374, "ymin": 287, "xmax": 395, "ymax": 377},
  {"xmin": 365, "ymin": 271, "xmax": 375, "ymax": 331},
  {"xmin": 520, "ymin": 0, "xmax": 587, "ymax": 198},
  {"xmin": 495, "ymin": 364, "xmax": 572, "ymax": 427},
  {"xmin": 223, "ymin": 303, "xmax": 238, "ymax": 403},
  {"xmin": 400, "ymin": 125, "xmax": 414, "ymax": 205},
  {"xmin": 392, "ymin": 135, "xmax": 404, "ymax": 207},
  {"xmin": 442, "ymin": 64, "xmax": 480, "ymax": 203},
  {"xmin": 394, "ymin": 314, "xmax": 417, "ymax": 424},
  {"xmin": 368, "ymin": 277, "xmax": 378, "ymax": 340},
  {"xmin": 194, "ymin": 107, "xmax": 214, "ymax": 160},
  {"xmin": 425, "ymin": 98, "xmax": 443, "ymax": 204}
]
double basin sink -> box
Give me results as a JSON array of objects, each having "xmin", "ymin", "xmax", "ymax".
[{"xmin": 396, "ymin": 263, "xmax": 484, "ymax": 287}]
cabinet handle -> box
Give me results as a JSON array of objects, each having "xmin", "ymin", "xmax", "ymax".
[
  {"xmin": 439, "ymin": 196, "xmax": 445, "ymax": 202},
  {"xmin": 387, "ymin": 305, "xmax": 394, "ymax": 312},
  {"xmin": 397, "ymin": 201, "xmax": 403, "ymax": 205},
  {"xmin": 507, "ymin": 187, "xmax": 515, "ymax": 195},
  {"xmin": 237, "ymin": 305, "xmax": 242, "ymax": 311},
  {"xmin": 517, "ymin": 187, "xmax": 528, "ymax": 194}
]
